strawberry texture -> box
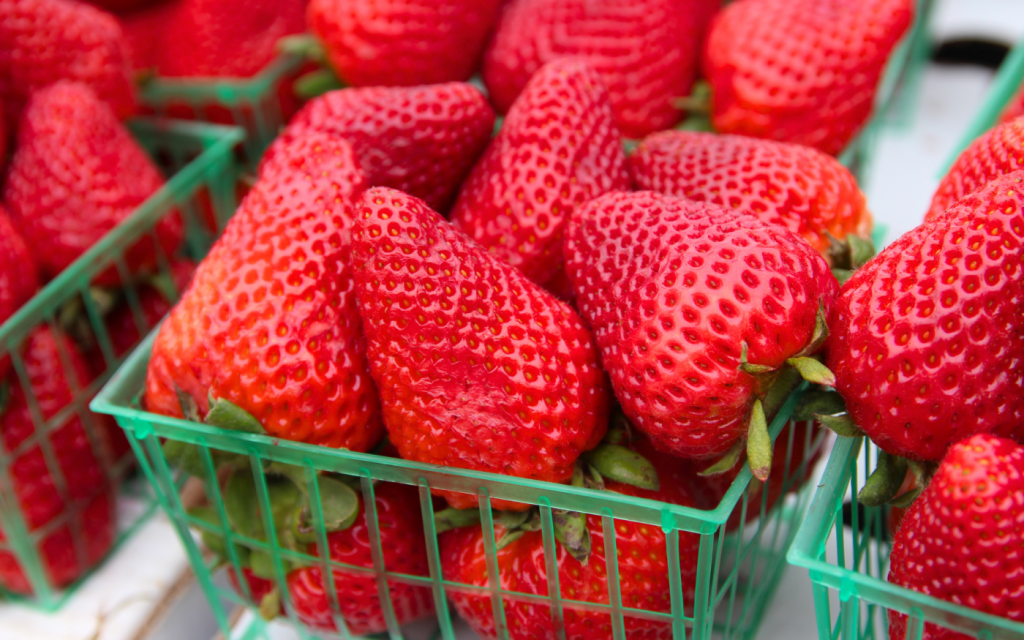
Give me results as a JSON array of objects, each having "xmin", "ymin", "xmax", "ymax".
[
  {"xmin": 565, "ymin": 191, "xmax": 838, "ymax": 460},
  {"xmin": 451, "ymin": 58, "xmax": 629, "ymax": 289},
  {"xmin": 828, "ymin": 171, "xmax": 1024, "ymax": 462},
  {"xmin": 0, "ymin": 207, "xmax": 38, "ymax": 377},
  {"xmin": 351, "ymin": 188, "xmax": 608, "ymax": 510}
]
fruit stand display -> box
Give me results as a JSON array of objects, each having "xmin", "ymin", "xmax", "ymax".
[{"xmin": 0, "ymin": 118, "xmax": 243, "ymax": 609}]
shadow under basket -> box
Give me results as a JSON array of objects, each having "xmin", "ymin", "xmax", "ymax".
[{"xmin": 0, "ymin": 118, "xmax": 244, "ymax": 609}]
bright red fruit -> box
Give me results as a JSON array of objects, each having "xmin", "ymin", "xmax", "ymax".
[
  {"xmin": 703, "ymin": 0, "xmax": 913, "ymax": 156},
  {"xmin": 286, "ymin": 482, "xmax": 434, "ymax": 635},
  {"xmin": 483, "ymin": 0, "xmax": 712, "ymax": 139},
  {"xmin": 441, "ymin": 438, "xmax": 701, "ymax": 640},
  {"xmin": 351, "ymin": 188, "xmax": 608, "ymax": 510},
  {"xmin": 630, "ymin": 131, "xmax": 873, "ymax": 260},
  {"xmin": 926, "ymin": 117, "xmax": 1024, "ymax": 221},
  {"xmin": 265, "ymin": 83, "xmax": 495, "ymax": 214},
  {"xmin": 0, "ymin": 0, "xmax": 135, "ymax": 128},
  {"xmin": 146, "ymin": 132, "xmax": 383, "ymax": 451},
  {"xmin": 101, "ymin": 259, "xmax": 196, "ymax": 359},
  {"xmin": 0, "ymin": 207, "xmax": 38, "ymax": 377},
  {"xmin": 887, "ymin": 434, "xmax": 1024, "ymax": 640},
  {"xmin": 828, "ymin": 171, "xmax": 1024, "ymax": 462},
  {"xmin": 451, "ymin": 59, "xmax": 629, "ymax": 288},
  {"xmin": 308, "ymin": 0, "xmax": 502, "ymax": 87},
  {"xmin": 3, "ymin": 82, "xmax": 181, "ymax": 285},
  {"xmin": 565, "ymin": 191, "xmax": 838, "ymax": 460},
  {"xmin": 0, "ymin": 328, "xmax": 118, "ymax": 594},
  {"xmin": 86, "ymin": 0, "xmax": 155, "ymax": 11}
]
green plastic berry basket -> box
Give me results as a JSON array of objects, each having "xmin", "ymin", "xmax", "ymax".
[
  {"xmin": 787, "ymin": 436, "xmax": 1024, "ymax": 640},
  {"xmin": 92, "ymin": 332, "xmax": 827, "ymax": 640},
  {"xmin": 0, "ymin": 118, "xmax": 244, "ymax": 610},
  {"xmin": 139, "ymin": 53, "xmax": 306, "ymax": 169}
]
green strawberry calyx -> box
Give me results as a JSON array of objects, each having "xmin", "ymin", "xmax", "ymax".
[{"xmin": 828, "ymin": 232, "xmax": 877, "ymax": 284}]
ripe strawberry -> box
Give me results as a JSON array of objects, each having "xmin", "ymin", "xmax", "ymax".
[
  {"xmin": 451, "ymin": 59, "xmax": 629, "ymax": 289},
  {"xmin": 630, "ymin": 131, "xmax": 873, "ymax": 260},
  {"xmin": 565, "ymin": 191, "xmax": 838, "ymax": 461},
  {"xmin": 351, "ymin": 188, "xmax": 608, "ymax": 510},
  {"xmin": 0, "ymin": 0, "xmax": 135, "ymax": 129},
  {"xmin": 926, "ymin": 117, "xmax": 1024, "ymax": 221},
  {"xmin": 145, "ymin": 132, "xmax": 383, "ymax": 451},
  {"xmin": 0, "ymin": 207, "xmax": 38, "ymax": 377},
  {"xmin": 117, "ymin": 0, "xmax": 178, "ymax": 73},
  {"xmin": 703, "ymin": 0, "xmax": 913, "ymax": 156},
  {"xmin": 827, "ymin": 171, "xmax": 1024, "ymax": 462},
  {"xmin": 441, "ymin": 437, "xmax": 701, "ymax": 640},
  {"xmin": 100, "ymin": 259, "xmax": 196, "ymax": 359},
  {"xmin": 483, "ymin": 0, "xmax": 711, "ymax": 139},
  {"xmin": 0, "ymin": 327, "xmax": 118, "ymax": 594},
  {"xmin": 265, "ymin": 83, "xmax": 495, "ymax": 214},
  {"xmin": 308, "ymin": 0, "xmax": 502, "ymax": 88},
  {"xmin": 887, "ymin": 434, "xmax": 1024, "ymax": 640},
  {"xmin": 3, "ymin": 81, "xmax": 182, "ymax": 285},
  {"xmin": 285, "ymin": 482, "xmax": 434, "ymax": 635}
]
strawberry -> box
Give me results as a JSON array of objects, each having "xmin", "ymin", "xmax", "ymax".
[
  {"xmin": 87, "ymin": 0, "xmax": 156, "ymax": 11},
  {"xmin": 0, "ymin": 207, "xmax": 38, "ymax": 377},
  {"xmin": 887, "ymin": 434, "xmax": 1024, "ymax": 640},
  {"xmin": 564, "ymin": 191, "xmax": 838, "ymax": 466},
  {"xmin": 482, "ymin": 0, "xmax": 712, "ymax": 139},
  {"xmin": 0, "ymin": 0, "xmax": 135, "ymax": 129},
  {"xmin": 117, "ymin": 0, "xmax": 178, "ymax": 73},
  {"xmin": 450, "ymin": 59, "xmax": 629, "ymax": 289},
  {"xmin": 630, "ymin": 131, "xmax": 873, "ymax": 261},
  {"xmin": 827, "ymin": 171, "xmax": 1024, "ymax": 462},
  {"xmin": 351, "ymin": 188, "xmax": 608, "ymax": 510},
  {"xmin": 308, "ymin": 0, "xmax": 502, "ymax": 88},
  {"xmin": 926, "ymin": 117, "xmax": 1024, "ymax": 222},
  {"xmin": 2, "ymin": 81, "xmax": 182, "ymax": 285},
  {"xmin": 441, "ymin": 437, "xmax": 701, "ymax": 640},
  {"xmin": 264, "ymin": 83, "xmax": 495, "ymax": 214},
  {"xmin": 145, "ymin": 131, "xmax": 383, "ymax": 451},
  {"xmin": 703, "ymin": 0, "xmax": 913, "ymax": 156},
  {"xmin": 284, "ymin": 482, "xmax": 434, "ymax": 635},
  {"xmin": 0, "ymin": 327, "xmax": 118, "ymax": 594}
]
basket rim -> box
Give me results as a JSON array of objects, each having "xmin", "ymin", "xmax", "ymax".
[{"xmin": 138, "ymin": 53, "xmax": 306, "ymax": 102}]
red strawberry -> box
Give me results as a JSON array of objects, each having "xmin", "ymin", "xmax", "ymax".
[
  {"xmin": 118, "ymin": 0, "xmax": 178, "ymax": 73},
  {"xmin": 86, "ymin": 0, "xmax": 156, "ymax": 11},
  {"xmin": 145, "ymin": 131, "xmax": 382, "ymax": 450},
  {"xmin": 827, "ymin": 171, "xmax": 1024, "ymax": 462},
  {"xmin": 926, "ymin": 117, "xmax": 1024, "ymax": 222},
  {"xmin": 265, "ymin": 83, "xmax": 495, "ymax": 214},
  {"xmin": 703, "ymin": 0, "xmax": 913, "ymax": 156},
  {"xmin": 565, "ymin": 191, "xmax": 838, "ymax": 462},
  {"xmin": 0, "ymin": 207, "xmax": 38, "ymax": 377},
  {"xmin": 0, "ymin": 0, "xmax": 135, "ymax": 129},
  {"xmin": 887, "ymin": 434, "xmax": 1024, "ymax": 640},
  {"xmin": 351, "ymin": 188, "xmax": 608, "ymax": 510},
  {"xmin": 285, "ymin": 482, "xmax": 434, "ymax": 635},
  {"xmin": 157, "ymin": 0, "xmax": 304, "ymax": 78},
  {"xmin": 0, "ymin": 327, "xmax": 118, "ymax": 594},
  {"xmin": 630, "ymin": 131, "xmax": 873, "ymax": 260},
  {"xmin": 3, "ymin": 81, "xmax": 182, "ymax": 285},
  {"xmin": 450, "ymin": 59, "xmax": 629, "ymax": 289},
  {"xmin": 441, "ymin": 437, "xmax": 701, "ymax": 640},
  {"xmin": 308, "ymin": 0, "xmax": 502, "ymax": 88},
  {"xmin": 483, "ymin": 0, "xmax": 712, "ymax": 139}
]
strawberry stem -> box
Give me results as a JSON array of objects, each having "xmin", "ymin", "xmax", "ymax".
[{"xmin": 858, "ymin": 451, "xmax": 908, "ymax": 507}]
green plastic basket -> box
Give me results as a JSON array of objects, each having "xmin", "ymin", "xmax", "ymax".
[
  {"xmin": 92, "ymin": 337, "xmax": 826, "ymax": 640},
  {"xmin": 139, "ymin": 53, "xmax": 306, "ymax": 169},
  {"xmin": 787, "ymin": 436, "xmax": 1024, "ymax": 640},
  {"xmin": 0, "ymin": 118, "xmax": 244, "ymax": 610}
]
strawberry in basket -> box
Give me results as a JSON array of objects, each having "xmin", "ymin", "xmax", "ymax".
[{"xmin": 0, "ymin": 208, "xmax": 37, "ymax": 378}]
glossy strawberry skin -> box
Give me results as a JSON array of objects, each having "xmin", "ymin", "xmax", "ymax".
[
  {"xmin": 145, "ymin": 132, "xmax": 383, "ymax": 451},
  {"xmin": 565, "ymin": 191, "xmax": 838, "ymax": 460},
  {"xmin": 704, "ymin": 0, "xmax": 913, "ymax": 156},
  {"xmin": 451, "ymin": 59, "xmax": 629, "ymax": 288},
  {"xmin": 630, "ymin": 131, "xmax": 873, "ymax": 260},
  {"xmin": 0, "ymin": 0, "xmax": 135, "ymax": 128},
  {"xmin": 0, "ymin": 328, "xmax": 118, "ymax": 594},
  {"xmin": 887, "ymin": 435, "xmax": 1024, "ymax": 640},
  {"xmin": 441, "ymin": 438, "xmax": 701, "ymax": 640},
  {"xmin": 3, "ymin": 82, "xmax": 181, "ymax": 285},
  {"xmin": 483, "ymin": 0, "xmax": 710, "ymax": 139},
  {"xmin": 308, "ymin": 0, "xmax": 502, "ymax": 88},
  {"xmin": 265, "ymin": 83, "xmax": 495, "ymax": 214},
  {"xmin": 351, "ymin": 188, "xmax": 608, "ymax": 510},
  {"xmin": 927, "ymin": 117, "xmax": 1024, "ymax": 221},
  {"xmin": 286, "ymin": 482, "xmax": 435, "ymax": 635},
  {"xmin": 827, "ymin": 171, "xmax": 1024, "ymax": 462},
  {"xmin": 0, "ymin": 207, "xmax": 38, "ymax": 378}
]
